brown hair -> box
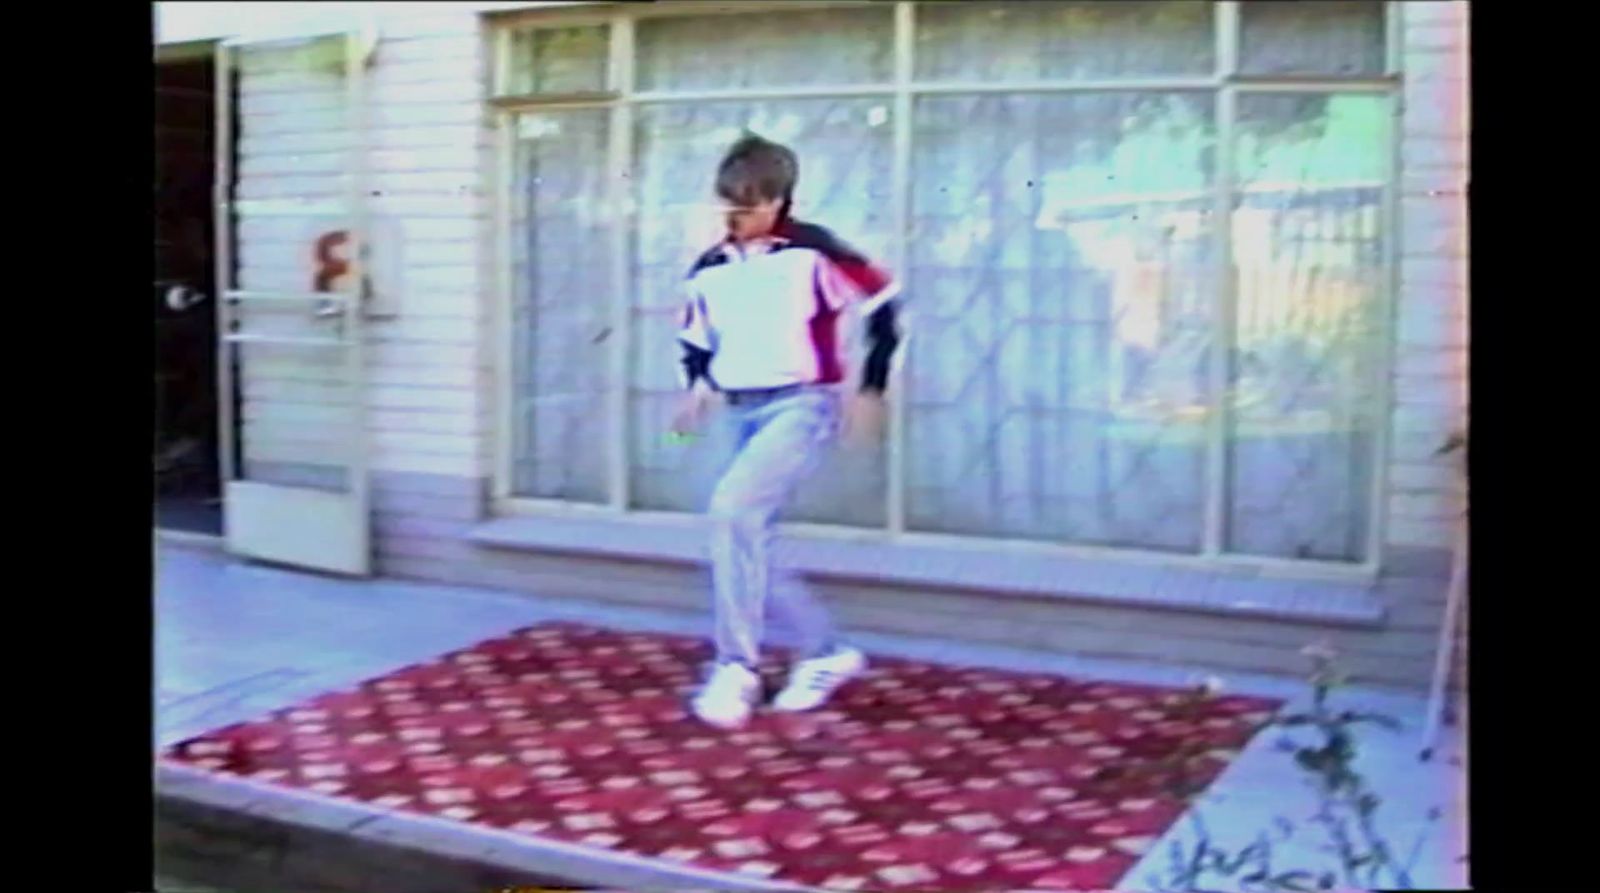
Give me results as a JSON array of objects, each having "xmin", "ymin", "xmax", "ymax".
[{"xmin": 715, "ymin": 132, "xmax": 798, "ymax": 211}]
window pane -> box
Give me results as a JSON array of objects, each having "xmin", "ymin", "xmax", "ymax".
[
  {"xmin": 1239, "ymin": 1, "xmax": 1385, "ymax": 77},
  {"xmin": 629, "ymin": 99, "xmax": 894, "ymax": 526},
  {"xmin": 636, "ymin": 8, "xmax": 892, "ymax": 92},
  {"xmin": 1225, "ymin": 93, "xmax": 1390, "ymax": 561},
  {"xmin": 510, "ymin": 109, "xmax": 614, "ymax": 502},
  {"xmin": 505, "ymin": 25, "xmax": 608, "ymax": 95},
  {"xmin": 915, "ymin": 1, "xmax": 1214, "ymax": 82},
  {"xmin": 907, "ymin": 93, "xmax": 1216, "ymax": 551},
  {"xmin": 232, "ymin": 36, "xmax": 354, "ymax": 494}
]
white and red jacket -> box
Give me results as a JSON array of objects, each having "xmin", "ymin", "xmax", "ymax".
[{"xmin": 678, "ymin": 219, "xmax": 901, "ymax": 394}]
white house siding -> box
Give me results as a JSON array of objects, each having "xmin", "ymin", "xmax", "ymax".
[
  {"xmin": 1393, "ymin": 0, "xmax": 1469, "ymax": 700},
  {"xmin": 1388, "ymin": 1, "xmax": 1468, "ymax": 553},
  {"xmin": 196, "ymin": 2, "xmax": 1470, "ymax": 691}
]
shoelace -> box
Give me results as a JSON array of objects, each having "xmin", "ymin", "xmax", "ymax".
[{"xmin": 799, "ymin": 668, "xmax": 842, "ymax": 692}]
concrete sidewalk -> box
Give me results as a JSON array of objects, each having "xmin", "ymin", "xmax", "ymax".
[{"xmin": 154, "ymin": 539, "xmax": 1468, "ymax": 891}]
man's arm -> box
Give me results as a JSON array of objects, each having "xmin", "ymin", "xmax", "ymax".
[
  {"xmin": 842, "ymin": 298, "xmax": 898, "ymax": 446},
  {"xmin": 860, "ymin": 299, "xmax": 900, "ymax": 395},
  {"xmin": 671, "ymin": 258, "xmax": 722, "ymax": 436},
  {"xmin": 681, "ymin": 341, "xmax": 714, "ymax": 390},
  {"xmin": 791, "ymin": 222, "xmax": 902, "ymax": 394},
  {"xmin": 678, "ymin": 254, "xmax": 720, "ymax": 390}
]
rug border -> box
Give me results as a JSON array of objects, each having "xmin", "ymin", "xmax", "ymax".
[{"xmin": 156, "ymin": 760, "xmax": 816, "ymax": 892}]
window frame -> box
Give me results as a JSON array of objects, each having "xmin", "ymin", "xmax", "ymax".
[{"xmin": 488, "ymin": 0, "xmax": 1403, "ymax": 581}]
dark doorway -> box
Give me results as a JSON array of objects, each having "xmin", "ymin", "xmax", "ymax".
[{"xmin": 155, "ymin": 54, "xmax": 224, "ymax": 535}]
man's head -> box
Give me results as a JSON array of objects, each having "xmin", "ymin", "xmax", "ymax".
[{"xmin": 715, "ymin": 132, "xmax": 798, "ymax": 242}]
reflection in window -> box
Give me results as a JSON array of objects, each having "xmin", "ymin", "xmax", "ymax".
[
  {"xmin": 1227, "ymin": 94, "xmax": 1390, "ymax": 561},
  {"xmin": 915, "ymin": 1, "xmax": 1214, "ymax": 81},
  {"xmin": 1239, "ymin": 1, "xmax": 1386, "ymax": 77},
  {"xmin": 510, "ymin": 109, "xmax": 613, "ymax": 502},
  {"xmin": 505, "ymin": 26, "xmax": 609, "ymax": 95},
  {"xmin": 637, "ymin": 8, "xmax": 893, "ymax": 91},
  {"xmin": 907, "ymin": 93, "xmax": 1215, "ymax": 551}
]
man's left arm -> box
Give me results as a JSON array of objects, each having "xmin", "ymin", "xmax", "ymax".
[
  {"xmin": 812, "ymin": 237, "xmax": 902, "ymax": 395},
  {"xmin": 811, "ymin": 239, "xmax": 902, "ymax": 446},
  {"xmin": 859, "ymin": 298, "xmax": 900, "ymax": 396}
]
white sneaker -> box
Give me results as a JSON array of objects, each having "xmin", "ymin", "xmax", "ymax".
[
  {"xmin": 690, "ymin": 661, "xmax": 762, "ymax": 729},
  {"xmin": 772, "ymin": 647, "xmax": 867, "ymax": 712}
]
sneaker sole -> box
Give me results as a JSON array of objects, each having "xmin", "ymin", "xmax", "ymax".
[
  {"xmin": 690, "ymin": 693, "xmax": 758, "ymax": 730},
  {"xmin": 692, "ymin": 710, "xmax": 751, "ymax": 729}
]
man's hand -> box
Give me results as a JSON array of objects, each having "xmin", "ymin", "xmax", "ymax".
[
  {"xmin": 670, "ymin": 380, "xmax": 719, "ymax": 436},
  {"xmin": 841, "ymin": 390, "xmax": 888, "ymax": 448}
]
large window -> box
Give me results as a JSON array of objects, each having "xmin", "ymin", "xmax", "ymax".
[{"xmin": 494, "ymin": 1, "xmax": 1396, "ymax": 569}]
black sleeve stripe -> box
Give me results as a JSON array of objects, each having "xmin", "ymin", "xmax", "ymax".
[
  {"xmin": 687, "ymin": 244, "xmax": 730, "ymax": 277},
  {"xmin": 680, "ymin": 340, "xmax": 714, "ymax": 389},
  {"xmin": 776, "ymin": 220, "xmax": 868, "ymax": 267},
  {"xmin": 780, "ymin": 219, "xmax": 892, "ymax": 298},
  {"xmin": 861, "ymin": 300, "xmax": 900, "ymax": 394}
]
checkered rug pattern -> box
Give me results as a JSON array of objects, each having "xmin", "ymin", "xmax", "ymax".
[{"xmin": 163, "ymin": 622, "xmax": 1279, "ymax": 891}]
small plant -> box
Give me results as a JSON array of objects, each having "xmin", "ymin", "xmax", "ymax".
[{"xmin": 1147, "ymin": 644, "xmax": 1451, "ymax": 892}]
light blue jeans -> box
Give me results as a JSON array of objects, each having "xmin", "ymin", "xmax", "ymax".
[{"xmin": 707, "ymin": 386, "xmax": 841, "ymax": 667}]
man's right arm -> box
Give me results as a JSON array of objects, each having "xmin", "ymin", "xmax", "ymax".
[
  {"xmin": 679, "ymin": 246, "xmax": 725, "ymax": 391},
  {"xmin": 671, "ymin": 283, "xmax": 718, "ymax": 435},
  {"xmin": 678, "ymin": 283, "xmax": 716, "ymax": 391},
  {"xmin": 681, "ymin": 343, "xmax": 713, "ymax": 390}
]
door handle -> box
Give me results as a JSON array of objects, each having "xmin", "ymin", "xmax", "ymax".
[
  {"xmin": 165, "ymin": 284, "xmax": 208, "ymax": 312},
  {"xmin": 314, "ymin": 275, "xmax": 371, "ymax": 319}
]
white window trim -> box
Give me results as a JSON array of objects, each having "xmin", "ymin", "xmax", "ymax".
[{"xmin": 487, "ymin": 0, "xmax": 1403, "ymax": 582}]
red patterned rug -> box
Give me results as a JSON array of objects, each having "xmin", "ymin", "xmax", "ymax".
[{"xmin": 162, "ymin": 622, "xmax": 1279, "ymax": 891}]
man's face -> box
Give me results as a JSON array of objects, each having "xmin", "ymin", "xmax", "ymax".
[{"xmin": 722, "ymin": 197, "xmax": 783, "ymax": 242}]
